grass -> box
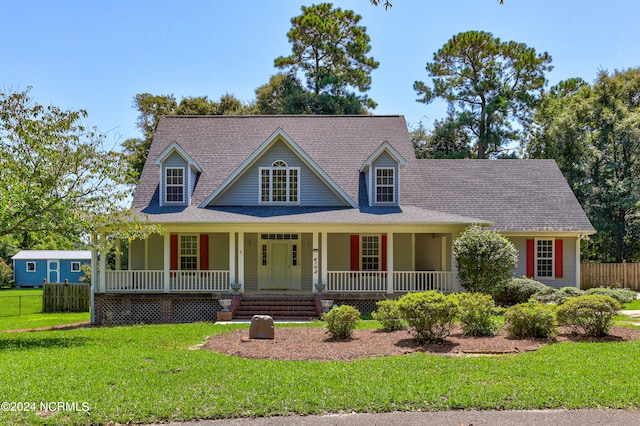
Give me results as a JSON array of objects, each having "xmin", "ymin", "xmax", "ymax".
[
  {"xmin": 1, "ymin": 321, "xmax": 640, "ymax": 425},
  {"xmin": 622, "ymin": 299, "xmax": 640, "ymax": 310},
  {"xmin": 0, "ymin": 289, "xmax": 90, "ymax": 330}
]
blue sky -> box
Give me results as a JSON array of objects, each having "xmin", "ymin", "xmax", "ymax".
[{"xmin": 3, "ymin": 0, "xmax": 639, "ymax": 148}]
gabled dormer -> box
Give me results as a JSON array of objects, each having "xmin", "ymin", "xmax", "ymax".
[
  {"xmin": 200, "ymin": 128, "xmax": 356, "ymax": 208},
  {"xmin": 154, "ymin": 141, "xmax": 202, "ymax": 207},
  {"xmin": 360, "ymin": 141, "xmax": 407, "ymax": 207}
]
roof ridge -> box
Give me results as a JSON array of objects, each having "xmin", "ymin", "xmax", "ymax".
[{"xmin": 162, "ymin": 114, "xmax": 404, "ymax": 119}]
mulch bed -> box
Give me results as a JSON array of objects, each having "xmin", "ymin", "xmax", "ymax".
[{"xmin": 201, "ymin": 325, "xmax": 640, "ymax": 361}]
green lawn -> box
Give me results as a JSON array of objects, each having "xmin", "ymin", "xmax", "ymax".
[
  {"xmin": 0, "ymin": 289, "xmax": 90, "ymax": 330},
  {"xmin": 1, "ymin": 321, "xmax": 639, "ymax": 425},
  {"xmin": 622, "ymin": 299, "xmax": 640, "ymax": 310},
  {"xmin": 0, "ymin": 289, "xmax": 43, "ymax": 317}
]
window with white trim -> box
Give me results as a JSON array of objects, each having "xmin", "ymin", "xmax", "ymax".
[
  {"xmin": 165, "ymin": 167, "xmax": 185, "ymax": 203},
  {"xmin": 26, "ymin": 262, "xmax": 36, "ymax": 272},
  {"xmin": 536, "ymin": 239, "xmax": 554, "ymax": 278},
  {"xmin": 361, "ymin": 235, "xmax": 380, "ymax": 271},
  {"xmin": 259, "ymin": 160, "xmax": 299, "ymax": 204},
  {"xmin": 375, "ymin": 168, "xmax": 395, "ymax": 203},
  {"xmin": 179, "ymin": 235, "xmax": 198, "ymax": 270},
  {"xmin": 71, "ymin": 262, "xmax": 81, "ymax": 272}
]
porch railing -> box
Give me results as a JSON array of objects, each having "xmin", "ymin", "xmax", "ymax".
[
  {"xmin": 170, "ymin": 270, "xmax": 229, "ymax": 292},
  {"xmin": 327, "ymin": 271, "xmax": 388, "ymax": 292},
  {"xmin": 103, "ymin": 270, "xmax": 229, "ymax": 292},
  {"xmin": 393, "ymin": 271, "xmax": 454, "ymax": 293},
  {"xmin": 105, "ymin": 270, "xmax": 164, "ymax": 292}
]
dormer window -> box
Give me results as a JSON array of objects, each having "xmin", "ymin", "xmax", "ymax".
[
  {"xmin": 375, "ymin": 168, "xmax": 395, "ymax": 203},
  {"xmin": 165, "ymin": 167, "xmax": 185, "ymax": 203},
  {"xmin": 259, "ymin": 160, "xmax": 299, "ymax": 204}
]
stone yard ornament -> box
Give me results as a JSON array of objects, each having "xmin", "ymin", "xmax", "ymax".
[{"xmin": 249, "ymin": 315, "xmax": 275, "ymax": 339}]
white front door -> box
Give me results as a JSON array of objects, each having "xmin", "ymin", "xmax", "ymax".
[{"xmin": 48, "ymin": 260, "xmax": 59, "ymax": 283}]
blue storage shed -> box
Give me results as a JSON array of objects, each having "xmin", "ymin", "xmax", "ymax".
[{"xmin": 11, "ymin": 250, "xmax": 91, "ymax": 287}]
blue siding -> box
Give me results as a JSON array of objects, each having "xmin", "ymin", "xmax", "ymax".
[
  {"xmin": 13, "ymin": 259, "xmax": 90, "ymax": 287},
  {"xmin": 213, "ymin": 140, "xmax": 348, "ymax": 206}
]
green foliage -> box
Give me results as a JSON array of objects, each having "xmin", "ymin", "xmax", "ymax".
[
  {"xmin": 453, "ymin": 225, "xmax": 518, "ymax": 294},
  {"xmin": 275, "ymin": 3, "xmax": 379, "ymax": 110},
  {"xmin": 411, "ymin": 109, "xmax": 474, "ymax": 159},
  {"xmin": 493, "ymin": 277, "xmax": 549, "ymax": 306},
  {"xmin": 396, "ymin": 291, "xmax": 458, "ymax": 343},
  {"xmin": 0, "ymin": 88, "xmax": 160, "ymax": 254},
  {"xmin": 0, "ymin": 259, "xmax": 13, "ymax": 288},
  {"xmin": 585, "ymin": 287, "xmax": 637, "ymax": 304},
  {"xmin": 79, "ymin": 263, "xmax": 92, "ymax": 284},
  {"xmin": 371, "ymin": 299, "xmax": 405, "ymax": 331},
  {"xmin": 415, "ymin": 30, "xmax": 552, "ymax": 159},
  {"xmin": 527, "ymin": 68, "xmax": 640, "ymax": 262},
  {"xmin": 454, "ymin": 292, "xmax": 500, "ymax": 336},
  {"xmin": 323, "ymin": 304, "xmax": 361, "ymax": 340},
  {"xmin": 530, "ymin": 286, "xmax": 585, "ymax": 305},
  {"xmin": 557, "ymin": 295, "xmax": 621, "ymax": 337},
  {"xmin": 504, "ymin": 302, "xmax": 558, "ymax": 338}
]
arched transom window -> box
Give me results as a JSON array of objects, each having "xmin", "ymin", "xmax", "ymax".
[{"xmin": 259, "ymin": 160, "xmax": 299, "ymax": 204}]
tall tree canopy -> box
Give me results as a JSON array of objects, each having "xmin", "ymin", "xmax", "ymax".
[
  {"xmin": 275, "ymin": 3, "xmax": 379, "ymax": 110},
  {"xmin": 414, "ymin": 31, "xmax": 552, "ymax": 159},
  {"xmin": 526, "ymin": 68, "xmax": 640, "ymax": 262},
  {"xmin": 0, "ymin": 88, "xmax": 160, "ymax": 252},
  {"xmin": 412, "ymin": 107, "xmax": 473, "ymax": 159}
]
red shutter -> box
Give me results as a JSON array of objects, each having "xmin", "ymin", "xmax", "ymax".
[
  {"xmin": 350, "ymin": 235, "xmax": 359, "ymax": 271},
  {"xmin": 170, "ymin": 234, "xmax": 178, "ymax": 271},
  {"xmin": 526, "ymin": 239, "xmax": 534, "ymax": 278},
  {"xmin": 381, "ymin": 234, "xmax": 387, "ymax": 272},
  {"xmin": 555, "ymin": 239, "xmax": 563, "ymax": 278},
  {"xmin": 200, "ymin": 234, "xmax": 209, "ymax": 270}
]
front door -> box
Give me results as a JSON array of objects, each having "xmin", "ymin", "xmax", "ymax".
[
  {"xmin": 258, "ymin": 234, "xmax": 301, "ymax": 290},
  {"xmin": 48, "ymin": 260, "xmax": 59, "ymax": 283}
]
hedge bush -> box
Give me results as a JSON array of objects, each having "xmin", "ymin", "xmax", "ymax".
[
  {"xmin": 453, "ymin": 225, "xmax": 518, "ymax": 294},
  {"xmin": 323, "ymin": 304, "xmax": 361, "ymax": 340},
  {"xmin": 556, "ymin": 295, "xmax": 621, "ymax": 337},
  {"xmin": 454, "ymin": 292, "xmax": 500, "ymax": 336},
  {"xmin": 504, "ymin": 302, "xmax": 557, "ymax": 338},
  {"xmin": 397, "ymin": 291, "xmax": 458, "ymax": 343},
  {"xmin": 493, "ymin": 277, "xmax": 549, "ymax": 306},
  {"xmin": 531, "ymin": 286, "xmax": 585, "ymax": 305},
  {"xmin": 585, "ymin": 287, "xmax": 637, "ymax": 304},
  {"xmin": 371, "ymin": 299, "xmax": 405, "ymax": 331}
]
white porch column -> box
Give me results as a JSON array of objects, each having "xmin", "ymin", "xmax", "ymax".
[
  {"xmin": 91, "ymin": 234, "xmax": 99, "ymax": 292},
  {"xmin": 99, "ymin": 234, "xmax": 106, "ymax": 293},
  {"xmin": 163, "ymin": 230, "xmax": 171, "ymax": 293},
  {"xmin": 386, "ymin": 233, "xmax": 394, "ymax": 294},
  {"xmin": 229, "ymin": 232, "xmax": 236, "ymax": 289},
  {"xmin": 312, "ymin": 232, "xmax": 319, "ymax": 290},
  {"xmin": 238, "ymin": 232, "xmax": 244, "ymax": 293},
  {"xmin": 321, "ymin": 232, "xmax": 328, "ymax": 288},
  {"xmin": 575, "ymin": 237, "xmax": 581, "ymax": 288}
]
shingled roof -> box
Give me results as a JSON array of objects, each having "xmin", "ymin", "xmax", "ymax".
[{"xmin": 133, "ymin": 115, "xmax": 594, "ymax": 233}]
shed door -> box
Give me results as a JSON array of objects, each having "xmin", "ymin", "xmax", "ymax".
[{"xmin": 48, "ymin": 260, "xmax": 59, "ymax": 283}]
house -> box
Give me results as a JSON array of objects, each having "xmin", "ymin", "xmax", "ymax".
[
  {"xmin": 12, "ymin": 250, "xmax": 91, "ymax": 287},
  {"xmin": 91, "ymin": 115, "xmax": 594, "ymax": 325}
]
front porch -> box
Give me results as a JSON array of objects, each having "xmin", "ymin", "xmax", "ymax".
[
  {"xmin": 93, "ymin": 230, "xmax": 460, "ymax": 296},
  {"xmin": 99, "ymin": 269, "xmax": 455, "ymax": 294}
]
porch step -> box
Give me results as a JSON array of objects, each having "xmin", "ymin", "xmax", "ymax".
[{"xmin": 233, "ymin": 295, "xmax": 320, "ymax": 320}]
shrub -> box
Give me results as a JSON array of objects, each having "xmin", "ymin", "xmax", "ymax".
[
  {"xmin": 323, "ymin": 304, "xmax": 361, "ymax": 340},
  {"xmin": 371, "ymin": 300, "xmax": 405, "ymax": 331},
  {"xmin": 397, "ymin": 291, "xmax": 458, "ymax": 343},
  {"xmin": 453, "ymin": 225, "xmax": 518, "ymax": 295},
  {"xmin": 454, "ymin": 292, "xmax": 500, "ymax": 336},
  {"xmin": 504, "ymin": 302, "xmax": 558, "ymax": 338},
  {"xmin": 556, "ymin": 295, "xmax": 621, "ymax": 337},
  {"xmin": 559, "ymin": 286, "xmax": 584, "ymax": 298},
  {"xmin": 585, "ymin": 287, "xmax": 637, "ymax": 304},
  {"xmin": 493, "ymin": 277, "xmax": 548, "ymax": 306}
]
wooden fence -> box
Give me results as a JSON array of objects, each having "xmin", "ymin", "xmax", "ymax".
[
  {"xmin": 581, "ymin": 262, "xmax": 640, "ymax": 291},
  {"xmin": 42, "ymin": 282, "xmax": 90, "ymax": 313}
]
